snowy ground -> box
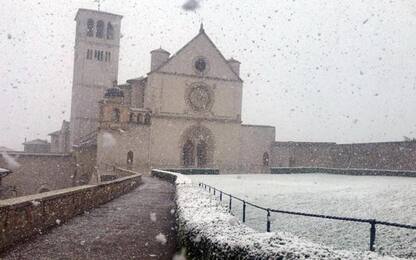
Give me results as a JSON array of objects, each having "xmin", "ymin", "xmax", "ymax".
[{"xmin": 189, "ymin": 174, "xmax": 416, "ymax": 258}]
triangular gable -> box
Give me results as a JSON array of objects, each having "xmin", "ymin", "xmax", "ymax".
[{"xmin": 150, "ymin": 28, "xmax": 242, "ymax": 82}]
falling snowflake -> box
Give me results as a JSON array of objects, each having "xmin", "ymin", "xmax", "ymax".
[
  {"xmin": 150, "ymin": 212, "xmax": 157, "ymax": 222},
  {"xmin": 182, "ymin": 0, "xmax": 201, "ymax": 11},
  {"xmin": 155, "ymin": 233, "xmax": 167, "ymax": 245},
  {"xmin": 31, "ymin": 200, "xmax": 41, "ymax": 207}
]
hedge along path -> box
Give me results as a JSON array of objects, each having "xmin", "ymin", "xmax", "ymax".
[{"xmin": 1, "ymin": 176, "xmax": 178, "ymax": 260}]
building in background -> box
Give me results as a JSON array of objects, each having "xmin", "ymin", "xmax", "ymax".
[
  {"xmin": 49, "ymin": 120, "xmax": 71, "ymax": 154},
  {"xmin": 22, "ymin": 139, "xmax": 50, "ymax": 154}
]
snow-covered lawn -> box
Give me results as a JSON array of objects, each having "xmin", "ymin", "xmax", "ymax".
[{"xmin": 189, "ymin": 174, "xmax": 416, "ymax": 258}]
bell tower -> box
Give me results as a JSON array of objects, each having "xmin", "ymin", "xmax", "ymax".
[{"xmin": 70, "ymin": 9, "xmax": 122, "ymax": 147}]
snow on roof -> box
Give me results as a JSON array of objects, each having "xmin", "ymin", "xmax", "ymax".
[
  {"xmin": 22, "ymin": 139, "xmax": 49, "ymax": 145},
  {"xmin": 0, "ymin": 167, "xmax": 12, "ymax": 178},
  {"xmin": 0, "ymin": 168, "xmax": 11, "ymax": 173},
  {"xmin": 0, "ymin": 146, "xmax": 14, "ymax": 152}
]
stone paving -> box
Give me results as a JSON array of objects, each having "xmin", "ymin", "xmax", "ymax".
[{"xmin": 1, "ymin": 176, "xmax": 178, "ymax": 260}]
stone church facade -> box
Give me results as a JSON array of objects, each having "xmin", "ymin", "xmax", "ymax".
[{"xmin": 70, "ymin": 9, "xmax": 274, "ymax": 175}]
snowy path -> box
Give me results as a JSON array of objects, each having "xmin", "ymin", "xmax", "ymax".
[{"xmin": 1, "ymin": 176, "xmax": 178, "ymax": 260}]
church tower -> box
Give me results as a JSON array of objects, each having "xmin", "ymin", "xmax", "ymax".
[{"xmin": 70, "ymin": 9, "xmax": 122, "ymax": 147}]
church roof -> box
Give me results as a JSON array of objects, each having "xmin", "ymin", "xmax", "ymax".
[
  {"xmin": 148, "ymin": 25, "xmax": 243, "ymax": 82},
  {"xmin": 48, "ymin": 130, "xmax": 61, "ymax": 136},
  {"xmin": 49, "ymin": 120, "xmax": 70, "ymax": 136},
  {"xmin": 126, "ymin": 76, "xmax": 146, "ymax": 84},
  {"xmin": 22, "ymin": 139, "xmax": 49, "ymax": 145},
  {"xmin": 0, "ymin": 146, "xmax": 14, "ymax": 152},
  {"xmin": 150, "ymin": 47, "xmax": 170, "ymax": 54},
  {"xmin": 228, "ymin": 57, "xmax": 240, "ymax": 64}
]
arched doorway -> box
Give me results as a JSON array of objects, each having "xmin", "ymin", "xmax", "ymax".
[
  {"xmin": 180, "ymin": 125, "xmax": 214, "ymax": 168},
  {"xmin": 127, "ymin": 151, "xmax": 134, "ymax": 165},
  {"xmin": 263, "ymin": 152, "xmax": 270, "ymax": 166}
]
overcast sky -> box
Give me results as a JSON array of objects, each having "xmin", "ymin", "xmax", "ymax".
[{"xmin": 1, "ymin": 0, "xmax": 416, "ymax": 150}]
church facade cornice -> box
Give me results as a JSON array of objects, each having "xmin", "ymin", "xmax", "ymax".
[
  {"xmin": 153, "ymin": 112, "xmax": 241, "ymax": 124},
  {"xmin": 148, "ymin": 71, "xmax": 243, "ymax": 83}
]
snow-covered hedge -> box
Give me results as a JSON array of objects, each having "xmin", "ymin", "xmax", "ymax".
[{"xmin": 151, "ymin": 170, "xmax": 400, "ymax": 260}]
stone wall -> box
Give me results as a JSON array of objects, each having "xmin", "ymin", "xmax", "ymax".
[
  {"xmin": 271, "ymin": 141, "xmax": 416, "ymax": 171},
  {"xmin": 73, "ymin": 145, "xmax": 97, "ymax": 185},
  {"xmin": 0, "ymin": 173, "xmax": 142, "ymax": 253},
  {"xmin": 0, "ymin": 153, "xmax": 77, "ymax": 199},
  {"xmin": 271, "ymin": 167, "xmax": 416, "ymax": 177},
  {"xmin": 96, "ymin": 126, "xmax": 151, "ymax": 174},
  {"xmin": 332, "ymin": 142, "xmax": 416, "ymax": 170},
  {"xmin": 272, "ymin": 142, "xmax": 335, "ymax": 168},
  {"xmin": 239, "ymin": 125, "xmax": 275, "ymax": 173}
]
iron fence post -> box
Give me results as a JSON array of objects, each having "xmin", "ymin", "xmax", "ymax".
[
  {"xmin": 229, "ymin": 195, "xmax": 232, "ymax": 212},
  {"xmin": 209, "ymin": 186, "xmax": 211, "ymax": 193},
  {"xmin": 213, "ymin": 188, "xmax": 216, "ymax": 196},
  {"xmin": 243, "ymin": 201, "xmax": 246, "ymax": 223},
  {"xmin": 220, "ymin": 191, "xmax": 222, "ymax": 201},
  {"xmin": 369, "ymin": 220, "xmax": 376, "ymax": 251},
  {"xmin": 267, "ymin": 209, "xmax": 271, "ymax": 232}
]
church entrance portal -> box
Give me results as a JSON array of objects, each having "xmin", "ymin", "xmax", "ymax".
[{"xmin": 181, "ymin": 125, "xmax": 214, "ymax": 168}]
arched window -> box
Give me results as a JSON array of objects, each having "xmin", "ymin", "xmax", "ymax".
[
  {"xmin": 137, "ymin": 114, "xmax": 143, "ymax": 124},
  {"xmin": 183, "ymin": 140, "xmax": 194, "ymax": 167},
  {"xmin": 112, "ymin": 108, "xmax": 120, "ymax": 122},
  {"xmin": 96, "ymin": 20, "xmax": 105, "ymax": 38},
  {"xmin": 127, "ymin": 151, "xmax": 133, "ymax": 165},
  {"xmin": 144, "ymin": 113, "xmax": 151, "ymax": 125},
  {"xmin": 263, "ymin": 152, "xmax": 270, "ymax": 166},
  {"xmin": 107, "ymin": 22, "xmax": 114, "ymax": 39},
  {"xmin": 87, "ymin": 19, "xmax": 94, "ymax": 37},
  {"xmin": 129, "ymin": 113, "xmax": 135, "ymax": 123},
  {"xmin": 197, "ymin": 140, "xmax": 208, "ymax": 167}
]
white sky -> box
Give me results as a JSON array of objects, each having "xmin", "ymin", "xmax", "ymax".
[{"xmin": 1, "ymin": 0, "xmax": 416, "ymax": 150}]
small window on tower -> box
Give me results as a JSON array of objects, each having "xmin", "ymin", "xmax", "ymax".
[
  {"xmin": 112, "ymin": 108, "xmax": 120, "ymax": 122},
  {"xmin": 87, "ymin": 19, "xmax": 94, "ymax": 37},
  {"xmin": 86, "ymin": 49, "xmax": 92, "ymax": 60},
  {"xmin": 96, "ymin": 20, "xmax": 104, "ymax": 38},
  {"xmin": 107, "ymin": 22, "xmax": 114, "ymax": 40},
  {"xmin": 105, "ymin": 51, "xmax": 111, "ymax": 62}
]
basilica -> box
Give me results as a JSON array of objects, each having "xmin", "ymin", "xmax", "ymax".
[{"xmin": 68, "ymin": 8, "xmax": 275, "ymax": 177}]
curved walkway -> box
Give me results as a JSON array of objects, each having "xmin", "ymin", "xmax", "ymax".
[{"xmin": 1, "ymin": 176, "xmax": 178, "ymax": 260}]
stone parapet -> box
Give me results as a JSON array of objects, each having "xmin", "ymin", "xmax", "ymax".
[{"xmin": 0, "ymin": 173, "xmax": 142, "ymax": 252}]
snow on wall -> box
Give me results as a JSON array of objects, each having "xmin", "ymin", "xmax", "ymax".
[{"xmin": 152, "ymin": 169, "xmax": 400, "ymax": 259}]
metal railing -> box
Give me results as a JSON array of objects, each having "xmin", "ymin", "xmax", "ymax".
[{"xmin": 199, "ymin": 182, "xmax": 416, "ymax": 252}]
